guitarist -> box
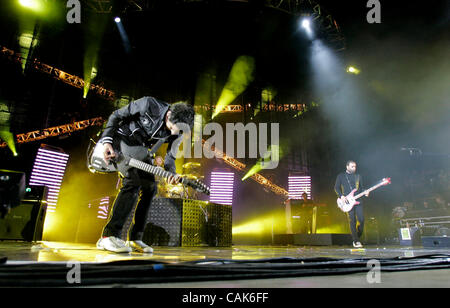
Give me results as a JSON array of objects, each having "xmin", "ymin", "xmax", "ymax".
[
  {"xmin": 96, "ymin": 96, "xmax": 195, "ymax": 253},
  {"xmin": 334, "ymin": 160, "xmax": 369, "ymax": 248}
]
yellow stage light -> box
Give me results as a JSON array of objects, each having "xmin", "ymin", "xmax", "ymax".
[
  {"xmin": 19, "ymin": 0, "xmax": 44, "ymax": 12},
  {"xmin": 346, "ymin": 66, "xmax": 361, "ymax": 75}
]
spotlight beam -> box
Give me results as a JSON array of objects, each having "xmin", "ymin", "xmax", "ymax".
[{"xmin": 115, "ymin": 18, "xmax": 132, "ymax": 54}]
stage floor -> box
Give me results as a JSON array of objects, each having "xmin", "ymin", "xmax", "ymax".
[
  {"xmin": 1, "ymin": 241, "xmax": 450, "ymax": 288},
  {"xmin": 1, "ymin": 241, "xmax": 449, "ymax": 263}
]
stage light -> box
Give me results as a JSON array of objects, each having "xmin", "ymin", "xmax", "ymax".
[
  {"xmin": 300, "ymin": 17, "xmax": 313, "ymax": 38},
  {"xmin": 29, "ymin": 146, "xmax": 69, "ymax": 213},
  {"xmin": 288, "ymin": 175, "xmax": 312, "ymax": 199},
  {"xmin": 19, "ymin": 0, "xmax": 39, "ymax": 9},
  {"xmin": 346, "ymin": 66, "xmax": 361, "ymax": 75},
  {"xmin": 301, "ymin": 19, "xmax": 310, "ymax": 30},
  {"xmin": 209, "ymin": 171, "xmax": 234, "ymax": 206},
  {"xmin": 18, "ymin": 0, "xmax": 45, "ymax": 13},
  {"xmin": 115, "ymin": 16, "xmax": 132, "ymax": 54}
]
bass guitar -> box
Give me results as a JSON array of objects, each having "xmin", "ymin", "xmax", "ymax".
[{"xmin": 337, "ymin": 177, "xmax": 391, "ymax": 212}]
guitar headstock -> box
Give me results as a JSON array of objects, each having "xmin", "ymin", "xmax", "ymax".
[{"xmin": 382, "ymin": 177, "xmax": 391, "ymax": 185}]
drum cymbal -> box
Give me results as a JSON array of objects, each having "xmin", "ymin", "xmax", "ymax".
[
  {"xmin": 182, "ymin": 162, "xmax": 201, "ymax": 168},
  {"xmin": 180, "ymin": 174, "xmax": 205, "ymax": 180}
]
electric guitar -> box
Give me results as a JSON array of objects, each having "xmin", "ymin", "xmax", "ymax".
[
  {"xmin": 337, "ymin": 177, "xmax": 391, "ymax": 212},
  {"xmin": 88, "ymin": 140, "xmax": 210, "ymax": 195}
]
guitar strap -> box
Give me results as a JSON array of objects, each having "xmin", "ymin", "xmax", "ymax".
[{"xmin": 345, "ymin": 173, "xmax": 360, "ymax": 192}]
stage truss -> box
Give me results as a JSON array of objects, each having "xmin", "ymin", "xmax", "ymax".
[
  {"xmin": 202, "ymin": 139, "xmax": 289, "ymax": 197},
  {"xmin": 0, "ymin": 117, "xmax": 104, "ymax": 148},
  {"xmin": 0, "ymin": 46, "xmax": 115, "ymax": 101}
]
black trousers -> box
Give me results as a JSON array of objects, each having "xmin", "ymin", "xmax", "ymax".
[
  {"xmin": 347, "ymin": 204, "xmax": 364, "ymax": 242},
  {"xmin": 102, "ymin": 168, "xmax": 157, "ymax": 241}
]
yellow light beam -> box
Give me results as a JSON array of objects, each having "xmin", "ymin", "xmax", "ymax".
[
  {"xmin": 242, "ymin": 145, "xmax": 281, "ymax": 181},
  {"xmin": 232, "ymin": 212, "xmax": 286, "ymax": 236},
  {"xmin": 212, "ymin": 55, "xmax": 255, "ymax": 119},
  {"xmin": 0, "ymin": 130, "xmax": 18, "ymax": 156}
]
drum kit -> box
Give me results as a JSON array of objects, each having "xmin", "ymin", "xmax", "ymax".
[{"xmin": 157, "ymin": 162, "xmax": 204, "ymax": 199}]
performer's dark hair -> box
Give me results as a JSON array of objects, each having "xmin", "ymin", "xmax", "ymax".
[
  {"xmin": 346, "ymin": 160, "xmax": 356, "ymax": 166},
  {"xmin": 168, "ymin": 102, "xmax": 195, "ymax": 128}
]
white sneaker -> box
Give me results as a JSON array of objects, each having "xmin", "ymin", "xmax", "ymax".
[
  {"xmin": 126, "ymin": 240, "xmax": 154, "ymax": 253},
  {"xmin": 353, "ymin": 241, "xmax": 363, "ymax": 248},
  {"xmin": 96, "ymin": 236, "xmax": 132, "ymax": 253}
]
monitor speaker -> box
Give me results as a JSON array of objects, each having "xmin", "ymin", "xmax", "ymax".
[
  {"xmin": 0, "ymin": 186, "xmax": 48, "ymax": 241},
  {"xmin": 0, "ymin": 169, "xmax": 26, "ymax": 218}
]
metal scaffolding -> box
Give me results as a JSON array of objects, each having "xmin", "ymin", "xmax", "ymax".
[
  {"xmin": 0, "ymin": 117, "xmax": 104, "ymax": 148},
  {"xmin": 202, "ymin": 139, "xmax": 289, "ymax": 197}
]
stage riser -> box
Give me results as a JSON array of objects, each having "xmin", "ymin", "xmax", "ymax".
[
  {"xmin": 422, "ymin": 236, "xmax": 450, "ymax": 248},
  {"xmin": 398, "ymin": 227, "xmax": 422, "ymax": 246},
  {"xmin": 142, "ymin": 198, "xmax": 232, "ymax": 247}
]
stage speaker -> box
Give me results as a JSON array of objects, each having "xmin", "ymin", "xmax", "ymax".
[
  {"xmin": 142, "ymin": 198, "xmax": 232, "ymax": 247},
  {"xmin": 422, "ymin": 236, "xmax": 450, "ymax": 248},
  {"xmin": 0, "ymin": 186, "xmax": 48, "ymax": 241},
  {"xmin": 0, "ymin": 169, "xmax": 26, "ymax": 218},
  {"xmin": 398, "ymin": 227, "xmax": 421, "ymax": 246},
  {"xmin": 362, "ymin": 217, "xmax": 380, "ymax": 245},
  {"xmin": 289, "ymin": 201, "xmax": 331, "ymax": 234},
  {"xmin": 290, "ymin": 200, "xmax": 313, "ymax": 234}
]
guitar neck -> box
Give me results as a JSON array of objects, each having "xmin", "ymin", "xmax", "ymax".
[
  {"xmin": 129, "ymin": 158, "xmax": 178, "ymax": 181},
  {"xmin": 354, "ymin": 182, "xmax": 385, "ymax": 200}
]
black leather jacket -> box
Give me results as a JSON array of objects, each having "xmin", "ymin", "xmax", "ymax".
[{"xmin": 100, "ymin": 96, "xmax": 178, "ymax": 173}]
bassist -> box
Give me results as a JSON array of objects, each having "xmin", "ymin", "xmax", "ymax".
[
  {"xmin": 97, "ymin": 96, "xmax": 195, "ymax": 253},
  {"xmin": 334, "ymin": 160, "xmax": 369, "ymax": 248}
]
